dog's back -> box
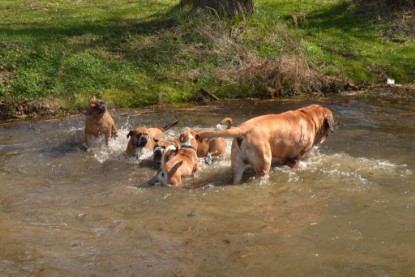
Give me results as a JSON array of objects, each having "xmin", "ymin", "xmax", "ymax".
[
  {"xmin": 196, "ymin": 104, "xmax": 334, "ymax": 184},
  {"xmin": 157, "ymin": 145, "xmax": 198, "ymax": 186}
]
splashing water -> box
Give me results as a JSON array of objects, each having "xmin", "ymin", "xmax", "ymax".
[{"xmin": 1, "ymin": 99, "xmax": 415, "ymax": 276}]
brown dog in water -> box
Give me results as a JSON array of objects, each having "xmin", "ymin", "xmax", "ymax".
[
  {"xmin": 197, "ymin": 104, "xmax": 334, "ymax": 184},
  {"xmin": 126, "ymin": 120, "xmax": 179, "ymax": 158},
  {"xmin": 81, "ymin": 96, "xmax": 118, "ymax": 148},
  {"xmin": 183, "ymin": 117, "xmax": 232, "ymax": 164},
  {"xmin": 156, "ymin": 130, "xmax": 199, "ymax": 186},
  {"xmin": 152, "ymin": 137, "xmax": 181, "ymax": 168}
]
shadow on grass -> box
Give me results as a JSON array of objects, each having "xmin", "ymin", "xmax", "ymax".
[
  {"xmin": 277, "ymin": 1, "xmax": 377, "ymax": 41},
  {"xmin": 0, "ymin": 4, "xmax": 182, "ymax": 39},
  {"xmin": 0, "ymin": 4, "xmax": 185, "ymax": 70},
  {"xmin": 0, "ymin": 4, "xmax": 195, "ymax": 102}
]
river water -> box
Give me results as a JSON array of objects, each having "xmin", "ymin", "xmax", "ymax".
[{"xmin": 1, "ymin": 97, "xmax": 414, "ymax": 276}]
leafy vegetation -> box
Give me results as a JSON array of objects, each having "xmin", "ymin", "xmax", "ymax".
[{"xmin": 0, "ymin": 0, "xmax": 414, "ymax": 117}]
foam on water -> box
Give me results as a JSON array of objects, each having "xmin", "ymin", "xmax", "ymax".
[
  {"xmin": 87, "ymin": 121, "xmax": 233, "ymax": 162},
  {"xmin": 306, "ymin": 148, "xmax": 411, "ymax": 177},
  {"xmin": 90, "ymin": 129, "xmax": 131, "ymax": 163},
  {"xmin": 89, "ymin": 126, "xmax": 194, "ymax": 163},
  {"xmin": 67, "ymin": 126, "xmax": 83, "ymax": 134},
  {"xmin": 278, "ymin": 147, "xmax": 413, "ymax": 191}
]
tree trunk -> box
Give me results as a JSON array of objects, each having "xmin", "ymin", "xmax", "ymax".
[{"xmin": 186, "ymin": 0, "xmax": 254, "ymax": 18}]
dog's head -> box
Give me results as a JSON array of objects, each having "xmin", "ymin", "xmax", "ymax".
[
  {"xmin": 81, "ymin": 96, "xmax": 107, "ymax": 117},
  {"xmin": 307, "ymin": 104, "xmax": 335, "ymax": 144},
  {"xmin": 152, "ymin": 138, "xmax": 179, "ymax": 167},
  {"xmin": 127, "ymin": 127, "xmax": 157, "ymax": 149},
  {"xmin": 179, "ymin": 129, "xmax": 199, "ymax": 149},
  {"xmin": 154, "ymin": 138, "xmax": 180, "ymax": 150}
]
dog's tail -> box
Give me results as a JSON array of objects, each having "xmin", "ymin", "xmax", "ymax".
[
  {"xmin": 220, "ymin": 117, "xmax": 233, "ymax": 129},
  {"xmin": 161, "ymin": 120, "xmax": 179, "ymax": 131},
  {"xmin": 197, "ymin": 126, "xmax": 246, "ymax": 140},
  {"xmin": 160, "ymin": 145, "xmax": 177, "ymax": 175}
]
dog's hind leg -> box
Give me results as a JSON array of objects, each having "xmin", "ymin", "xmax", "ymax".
[
  {"xmin": 254, "ymin": 157, "xmax": 272, "ymax": 180},
  {"xmin": 251, "ymin": 141, "xmax": 272, "ymax": 180},
  {"xmin": 231, "ymin": 159, "xmax": 246, "ymax": 185},
  {"xmin": 230, "ymin": 139, "xmax": 251, "ymax": 184}
]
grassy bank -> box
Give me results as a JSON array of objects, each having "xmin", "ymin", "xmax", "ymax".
[{"xmin": 0, "ymin": 0, "xmax": 414, "ymax": 118}]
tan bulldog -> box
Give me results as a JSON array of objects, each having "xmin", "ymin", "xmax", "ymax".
[
  {"xmin": 188, "ymin": 117, "xmax": 232, "ymax": 164},
  {"xmin": 197, "ymin": 104, "xmax": 334, "ymax": 184},
  {"xmin": 156, "ymin": 130, "xmax": 199, "ymax": 186},
  {"xmin": 81, "ymin": 96, "xmax": 118, "ymax": 148},
  {"xmin": 152, "ymin": 137, "xmax": 181, "ymax": 168},
  {"xmin": 126, "ymin": 120, "xmax": 178, "ymax": 158}
]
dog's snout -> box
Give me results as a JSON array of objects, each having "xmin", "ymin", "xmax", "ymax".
[
  {"xmin": 153, "ymin": 147, "xmax": 164, "ymax": 156},
  {"xmin": 136, "ymin": 136, "xmax": 148, "ymax": 148},
  {"xmin": 95, "ymin": 101, "xmax": 107, "ymax": 114},
  {"xmin": 153, "ymin": 147, "xmax": 164, "ymax": 169}
]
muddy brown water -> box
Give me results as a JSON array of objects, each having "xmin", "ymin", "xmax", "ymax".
[{"xmin": 1, "ymin": 98, "xmax": 415, "ymax": 276}]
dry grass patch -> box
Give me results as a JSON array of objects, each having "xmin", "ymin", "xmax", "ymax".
[{"xmin": 217, "ymin": 51, "xmax": 329, "ymax": 98}]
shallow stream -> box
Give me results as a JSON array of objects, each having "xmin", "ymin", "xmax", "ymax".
[{"xmin": 1, "ymin": 97, "xmax": 414, "ymax": 276}]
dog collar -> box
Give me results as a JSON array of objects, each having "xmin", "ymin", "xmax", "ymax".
[{"xmin": 181, "ymin": 144, "xmax": 197, "ymax": 152}]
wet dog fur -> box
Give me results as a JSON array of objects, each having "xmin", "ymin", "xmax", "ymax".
[
  {"xmin": 126, "ymin": 120, "xmax": 178, "ymax": 158},
  {"xmin": 81, "ymin": 96, "xmax": 118, "ymax": 148},
  {"xmin": 155, "ymin": 130, "xmax": 199, "ymax": 186},
  {"xmin": 186, "ymin": 117, "xmax": 232, "ymax": 163},
  {"xmin": 197, "ymin": 104, "xmax": 334, "ymax": 184},
  {"xmin": 152, "ymin": 138, "xmax": 181, "ymax": 169}
]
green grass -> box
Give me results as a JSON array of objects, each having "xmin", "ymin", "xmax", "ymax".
[
  {"xmin": 0, "ymin": 0, "xmax": 414, "ymax": 114},
  {"xmin": 293, "ymin": 1, "xmax": 415, "ymax": 83},
  {"xmin": 250, "ymin": 0, "xmax": 414, "ymax": 83}
]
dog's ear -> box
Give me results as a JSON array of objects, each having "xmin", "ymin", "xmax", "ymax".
[
  {"xmin": 127, "ymin": 130, "xmax": 134, "ymax": 138},
  {"xmin": 195, "ymin": 133, "xmax": 200, "ymax": 142},
  {"xmin": 324, "ymin": 116, "xmax": 334, "ymax": 132}
]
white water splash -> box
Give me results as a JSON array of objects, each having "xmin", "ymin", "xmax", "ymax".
[
  {"xmin": 89, "ymin": 126, "xmax": 186, "ymax": 163},
  {"xmin": 85, "ymin": 124, "xmax": 411, "ymax": 190},
  {"xmin": 300, "ymin": 148, "xmax": 411, "ymax": 190},
  {"xmin": 68, "ymin": 126, "xmax": 83, "ymax": 135},
  {"xmin": 89, "ymin": 128, "xmax": 137, "ymax": 163}
]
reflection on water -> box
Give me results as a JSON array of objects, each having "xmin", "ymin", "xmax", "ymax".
[{"xmin": 1, "ymin": 97, "xmax": 415, "ymax": 276}]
